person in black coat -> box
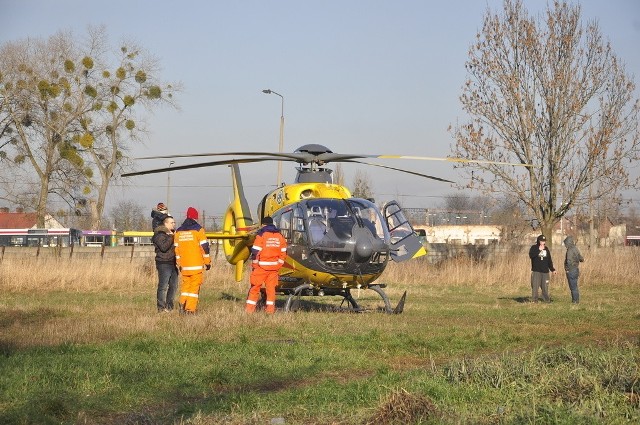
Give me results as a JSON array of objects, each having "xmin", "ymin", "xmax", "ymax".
[
  {"xmin": 528, "ymin": 234, "xmax": 557, "ymax": 302},
  {"xmin": 152, "ymin": 215, "xmax": 178, "ymax": 312},
  {"xmin": 151, "ymin": 202, "xmax": 169, "ymax": 230}
]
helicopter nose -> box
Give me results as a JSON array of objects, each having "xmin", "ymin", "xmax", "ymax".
[
  {"xmin": 354, "ymin": 238, "xmax": 374, "ymax": 262},
  {"xmin": 352, "ymin": 226, "xmax": 385, "ymax": 263}
]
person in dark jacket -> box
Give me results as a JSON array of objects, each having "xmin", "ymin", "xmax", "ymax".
[
  {"xmin": 152, "ymin": 215, "xmax": 178, "ymax": 312},
  {"xmin": 528, "ymin": 234, "xmax": 557, "ymax": 302},
  {"xmin": 563, "ymin": 236, "xmax": 585, "ymax": 304},
  {"xmin": 151, "ymin": 202, "xmax": 169, "ymax": 231}
]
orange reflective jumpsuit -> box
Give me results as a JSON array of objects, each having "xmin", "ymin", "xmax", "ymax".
[
  {"xmin": 246, "ymin": 224, "xmax": 287, "ymax": 313},
  {"xmin": 175, "ymin": 219, "xmax": 211, "ymax": 313}
]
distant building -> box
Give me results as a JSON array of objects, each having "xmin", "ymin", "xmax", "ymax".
[
  {"xmin": 414, "ymin": 225, "xmax": 501, "ymax": 245},
  {"xmin": 413, "ymin": 221, "xmax": 629, "ymax": 247},
  {"xmin": 0, "ymin": 207, "xmax": 64, "ymax": 229}
]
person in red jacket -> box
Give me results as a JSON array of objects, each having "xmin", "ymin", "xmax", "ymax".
[
  {"xmin": 175, "ymin": 207, "xmax": 211, "ymax": 314},
  {"xmin": 246, "ymin": 216, "xmax": 287, "ymax": 314}
]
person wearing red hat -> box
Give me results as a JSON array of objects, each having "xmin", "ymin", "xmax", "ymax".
[
  {"xmin": 174, "ymin": 207, "xmax": 211, "ymax": 313},
  {"xmin": 245, "ymin": 216, "xmax": 287, "ymax": 314}
]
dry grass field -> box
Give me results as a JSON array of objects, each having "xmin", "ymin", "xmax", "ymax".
[{"xmin": 1, "ymin": 246, "xmax": 639, "ymax": 424}]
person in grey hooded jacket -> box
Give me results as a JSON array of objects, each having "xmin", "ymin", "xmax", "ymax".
[{"xmin": 563, "ymin": 236, "xmax": 584, "ymax": 304}]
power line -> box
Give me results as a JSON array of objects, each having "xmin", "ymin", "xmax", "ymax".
[{"xmin": 376, "ymin": 193, "xmax": 452, "ymax": 199}]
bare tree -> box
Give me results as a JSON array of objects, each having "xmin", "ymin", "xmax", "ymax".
[
  {"xmin": 351, "ymin": 169, "xmax": 374, "ymax": 199},
  {"xmin": 439, "ymin": 193, "xmax": 497, "ymax": 224},
  {"xmin": 443, "ymin": 193, "xmax": 474, "ymax": 212},
  {"xmin": 333, "ymin": 163, "xmax": 345, "ymax": 186},
  {"xmin": 109, "ymin": 199, "xmax": 148, "ymax": 231},
  {"xmin": 491, "ymin": 195, "xmax": 534, "ymax": 244},
  {"xmin": 451, "ymin": 0, "xmax": 640, "ymax": 244}
]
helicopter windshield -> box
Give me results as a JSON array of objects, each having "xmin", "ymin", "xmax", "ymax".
[{"xmin": 305, "ymin": 198, "xmax": 389, "ymax": 244}]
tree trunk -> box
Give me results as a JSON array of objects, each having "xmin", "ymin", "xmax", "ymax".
[
  {"xmin": 92, "ymin": 182, "xmax": 109, "ymax": 230},
  {"xmin": 36, "ymin": 176, "xmax": 49, "ymax": 228},
  {"xmin": 540, "ymin": 221, "xmax": 555, "ymax": 248}
]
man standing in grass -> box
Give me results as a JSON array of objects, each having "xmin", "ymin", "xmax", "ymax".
[
  {"xmin": 563, "ymin": 236, "xmax": 585, "ymax": 304},
  {"xmin": 175, "ymin": 207, "xmax": 211, "ymax": 314},
  {"xmin": 528, "ymin": 234, "xmax": 557, "ymax": 302},
  {"xmin": 152, "ymin": 215, "xmax": 178, "ymax": 312},
  {"xmin": 245, "ymin": 216, "xmax": 287, "ymax": 314}
]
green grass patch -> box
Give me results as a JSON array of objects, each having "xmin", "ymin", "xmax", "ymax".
[{"xmin": 1, "ymin": 271, "xmax": 639, "ymax": 424}]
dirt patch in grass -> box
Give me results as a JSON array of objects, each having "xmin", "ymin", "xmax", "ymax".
[
  {"xmin": 626, "ymin": 392, "xmax": 640, "ymax": 407},
  {"xmin": 364, "ymin": 388, "xmax": 440, "ymax": 425}
]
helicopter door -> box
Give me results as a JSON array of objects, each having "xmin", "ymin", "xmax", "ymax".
[{"xmin": 383, "ymin": 201, "xmax": 426, "ymax": 262}]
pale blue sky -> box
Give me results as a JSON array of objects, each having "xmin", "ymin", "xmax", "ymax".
[{"xmin": 2, "ymin": 0, "xmax": 639, "ymax": 219}]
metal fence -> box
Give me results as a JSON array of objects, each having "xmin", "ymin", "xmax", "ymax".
[
  {"xmin": 422, "ymin": 242, "xmax": 525, "ymax": 264},
  {"xmin": 0, "ymin": 244, "xmax": 228, "ymax": 263},
  {"xmin": 1, "ymin": 242, "xmax": 520, "ymax": 264}
]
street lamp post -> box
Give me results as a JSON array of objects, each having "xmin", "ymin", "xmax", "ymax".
[
  {"xmin": 262, "ymin": 89, "xmax": 284, "ymax": 186},
  {"xmin": 167, "ymin": 160, "xmax": 175, "ymax": 210}
]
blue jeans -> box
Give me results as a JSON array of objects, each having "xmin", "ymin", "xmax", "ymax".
[
  {"xmin": 566, "ymin": 268, "xmax": 580, "ymax": 303},
  {"xmin": 156, "ymin": 262, "xmax": 178, "ymax": 311}
]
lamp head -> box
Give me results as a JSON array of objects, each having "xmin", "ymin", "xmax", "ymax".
[{"xmin": 262, "ymin": 89, "xmax": 272, "ymax": 94}]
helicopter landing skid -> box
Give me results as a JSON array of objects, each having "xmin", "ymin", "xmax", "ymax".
[{"xmin": 284, "ymin": 283, "xmax": 397, "ymax": 314}]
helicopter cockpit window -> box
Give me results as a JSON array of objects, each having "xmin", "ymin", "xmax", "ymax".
[
  {"xmin": 304, "ymin": 198, "xmax": 389, "ymax": 244},
  {"xmin": 347, "ymin": 199, "xmax": 389, "ymax": 241},
  {"xmin": 292, "ymin": 206, "xmax": 307, "ymax": 244},
  {"xmin": 276, "ymin": 210, "xmax": 292, "ymax": 240},
  {"xmin": 327, "ymin": 202, "xmax": 352, "ymax": 239},
  {"xmin": 307, "ymin": 204, "xmax": 327, "ymax": 243}
]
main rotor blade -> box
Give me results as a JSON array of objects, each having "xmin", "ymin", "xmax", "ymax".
[
  {"xmin": 136, "ymin": 151, "xmax": 369, "ymax": 165},
  {"xmin": 135, "ymin": 150, "xmax": 532, "ymax": 168},
  {"xmin": 134, "ymin": 151, "xmax": 309, "ymax": 162},
  {"xmin": 346, "ymin": 154, "xmax": 532, "ymax": 167},
  {"xmin": 344, "ymin": 160, "xmax": 455, "ymax": 183},
  {"xmin": 121, "ymin": 156, "xmax": 289, "ymax": 177}
]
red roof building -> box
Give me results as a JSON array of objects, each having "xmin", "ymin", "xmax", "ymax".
[{"xmin": 0, "ymin": 207, "xmax": 64, "ymax": 229}]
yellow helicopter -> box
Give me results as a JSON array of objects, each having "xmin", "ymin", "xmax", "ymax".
[{"xmin": 123, "ymin": 144, "xmax": 525, "ymax": 313}]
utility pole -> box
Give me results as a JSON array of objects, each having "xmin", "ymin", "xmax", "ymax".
[
  {"xmin": 262, "ymin": 89, "xmax": 285, "ymax": 186},
  {"xmin": 166, "ymin": 161, "xmax": 175, "ymax": 210}
]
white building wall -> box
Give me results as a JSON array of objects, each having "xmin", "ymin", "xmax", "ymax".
[
  {"xmin": 43, "ymin": 214, "xmax": 65, "ymax": 229},
  {"xmin": 414, "ymin": 225, "xmax": 501, "ymax": 245}
]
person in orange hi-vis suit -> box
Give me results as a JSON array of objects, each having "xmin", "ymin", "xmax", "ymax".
[
  {"xmin": 246, "ymin": 216, "xmax": 287, "ymax": 314},
  {"xmin": 175, "ymin": 207, "xmax": 211, "ymax": 314}
]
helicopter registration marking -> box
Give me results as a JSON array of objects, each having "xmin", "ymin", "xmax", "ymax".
[{"xmin": 275, "ymin": 189, "xmax": 285, "ymax": 205}]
